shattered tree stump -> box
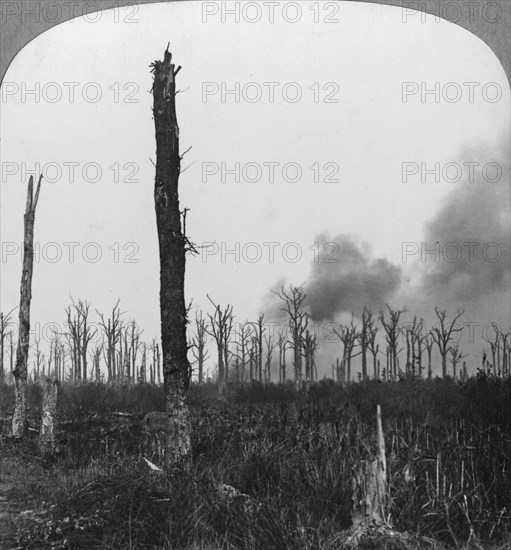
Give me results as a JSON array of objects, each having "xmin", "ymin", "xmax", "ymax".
[
  {"xmin": 39, "ymin": 377, "xmax": 58, "ymax": 454},
  {"xmin": 338, "ymin": 405, "xmax": 438, "ymax": 548},
  {"xmin": 351, "ymin": 404, "xmax": 390, "ymax": 527}
]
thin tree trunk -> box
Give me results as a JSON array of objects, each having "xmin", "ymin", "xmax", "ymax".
[
  {"xmin": 406, "ymin": 331, "xmax": 411, "ymax": 374},
  {"xmin": 152, "ymin": 46, "xmax": 191, "ymax": 468},
  {"xmin": 156, "ymin": 343, "xmax": 161, "ymax": 384},
  {"xmin": 294, "ymin": 332, "xmax": 301, "ymax": 387},
  {"xmin": 12, "ymin": 175, "xmax": 42, "ymax": 438}
]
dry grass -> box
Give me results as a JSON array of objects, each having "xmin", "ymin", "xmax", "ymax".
[{"xmin": 0, "ymin": 374, "xmax": 510, "ymax": 549}]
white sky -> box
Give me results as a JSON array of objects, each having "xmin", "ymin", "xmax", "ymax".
[{"xmin": 1, "ymin": 1, "xmax": 509, "ymax": 375}]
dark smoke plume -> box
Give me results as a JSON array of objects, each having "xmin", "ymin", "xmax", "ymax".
[
  {"xmin": 304, "ymin": 234, "xmax": 401, "ymax": 321},
  {"xmin": 261, "ymin": 235, "xmax": 401, "ymax": 323},
  {"xmin": 418, "ymin": 145, "xmax": 510, "ymax": 309}
]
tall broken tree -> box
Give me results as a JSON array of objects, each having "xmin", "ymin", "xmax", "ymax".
[
  {"xmin": 12, "ymin": 175, "xmax": 42, "ymax": 438},
  {"xmin": 151, "ymin": 45, "xmax": 192, "ymax": 468}
]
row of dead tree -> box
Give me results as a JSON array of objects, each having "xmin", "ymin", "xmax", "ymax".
[{"xmin": 3, "ymin": 46, "xmax": 400, "ymax": 535}]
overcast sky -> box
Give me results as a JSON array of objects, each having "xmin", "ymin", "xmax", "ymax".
[{"xmin": 1, "ymin": 1, "xmax": 509, "ymax": 376}]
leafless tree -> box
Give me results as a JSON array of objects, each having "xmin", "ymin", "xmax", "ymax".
[
  {"xmin": 424, "ymin": 332, "xmax": 435, "ymax": 379},
  {"xmin": 249, "ymin": 337, "xmax": 256, "ymax": 382},
  {"xmin": 205, "ymin": 295, "xmax": 233, "ymax": 394},
  {"xmin": 273, "ymin": 284, "xmax": 308, "ymax": 387},
  {"xmin": 65, "ymin": 303, "xmax": 81, "ymax": 383},
  {"xmin": 264, "ymin": 333, "xmax": 276, "ymax": 382},
  {"xmin": 412, "ymin": 319, "xmax": 427, "ymax": 377},
  {"xmin": 495, "ymin": 326, "xmax": 510, "ymax": 376},
  {"xmin": 33, "ymin": 335, "xmax": 44, "ymax": 379},
  {"xmin": 449, "ymin": 344, "xmax": 465, "ymax": 379},
  {"xmin": 234, "ymin": 322, "xmax": 251, "ymax": 385},
  {"xmin": 0, "ymin": 307, "xmax": 16, "ymax": 382},
  {"xmin": 77, "ymin": 300, "xmax": 96, "ymax": 381},
  {"xmin": 277, "ymin": 328, "xmax": 288, "ymax": 383},
  {"xmin": 12, "ymin": 174, "xmax": 42, "ymax": 438},
  {"xmin": 148, "ymin": 338, "xmax": 161, "ymax": 384},
  {"xmin": 125, "ymin": 319, "xmax": 143, "ymax": 384},
  {"xmin": 367, "ymin": 323, "xmax": 380, "ymax": 380},
  {"xmin": 90, "ymin": 342, "xmax": 103, "ymax": 382},
  {"xmin": 47, "ymin": 335, "xmax": 54, "ymax": 379},
  {"xmin": 190, "ymin": 311, "xmax": 210, "ymax": 384},
  {"xmin": 484, "ymin": 323, "xmax": 502, "ymax": 376},
  {"xmin": 431, "ymin": 307, "xmax": 465, "ymax": 378},
  {"xmin": 139, "ymin": 342, "xmax": 147, "ymax": 383},
  {"xmin": 359, "ymin": 307, "xmax": 375, "ymax": 381},
  {"xmin": 97, "ymin": 299, "xmax": 123, "ymax": 383},
  {"xmin": 333, "ymin": 316, "xmax": 361, "ymax": 383},
  {"xmin": 248, "ymin": 315, "xmax": 265, "ymax": 382},
  {"xmin": 404, "ymin": 316, "xmax": 423, "ymax": 377},
  {"xmin": 47, "ymin": 326, "xmax": 67, "ymax": 382},
  {"xmin": 303, "ymin": 329, "xmax": 318, "ymax": 386},
  {"xmin": 379, "ymin": 305, "xmax": 403, "ymax": 380},
  {"xmin": 64, "ymin": 299, "xmax": 96, "ymax": 383}
]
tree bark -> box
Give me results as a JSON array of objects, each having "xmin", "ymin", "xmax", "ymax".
[
  {"xmin": 351, "ymin": 405, "xmax": 389, "ymax": 527},
  {"xmin": 12, "ymin": 175, "xmax": 42, "ymax": 438},
  {"xmin": 39, "ymin": 377, "xmax": 58, "ymax": 454},
  {"xmin": 151, "ymin": 45, "xmax": 191, "ymax": 469}
]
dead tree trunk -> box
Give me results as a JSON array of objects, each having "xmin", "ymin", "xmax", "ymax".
[
  {"xmin": 97, "ymin": 300, "xmax": 122, "ymax": 384},
  {"xmin": 0, "ymin": 309, "xmax": 16, "ymax": 383},
  {"xmin": 191, "ymin": 313, "xmax": 209, "ymax": 384},
  {"xmin": 351, "ymin": 404, "xmax": 389, "ymax": 527},
  {"xmin": 360, "ymin": 308, "xmax": 374, "ymax": 381},
  {"xmin": 156, "ymin": 342, "xmax": 161, "ymax": 384},
  {"xmin": 12, "ymin": 175, "xmax": 42, "ymax": 438},
  {"xmin": 151, "ymin": 45, "xmax": 191, "ymax": 468},
  {"xmin": 277, "ymin": 331, "xmax": 287, "ymax": 383},
  {"xmin": 273, "ymin": 285, "xmax": 308, "ymax": 389},
  {"xmin": 206, "ymin": 297, "xmax": 233, "ymax": 395},
  {"xmin": 256, "ymin": 315, "xmax": 264, "ymax": 383},
  {"xmin": 39, "ymin": 377, "xmax": 58, "ymax": 454},
  {"xmin": 140, "ymin": 342, "xmax": 147, "ymax": 383}
]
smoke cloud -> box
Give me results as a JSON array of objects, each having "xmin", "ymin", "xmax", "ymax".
[
  {"xmin": 259, "ymin": 137, "xmax": 510, "ymax": 377},
  {"xmin": 261, "ymin": 235, "xmax": 402, "ymax": 323},
  {"xmin": 304, "ymin": 234, "xmax": 401, "ymax": 322},
  {"xmin": 417, "ymin": 154, "xmax": 510, "ymax": 309}
]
